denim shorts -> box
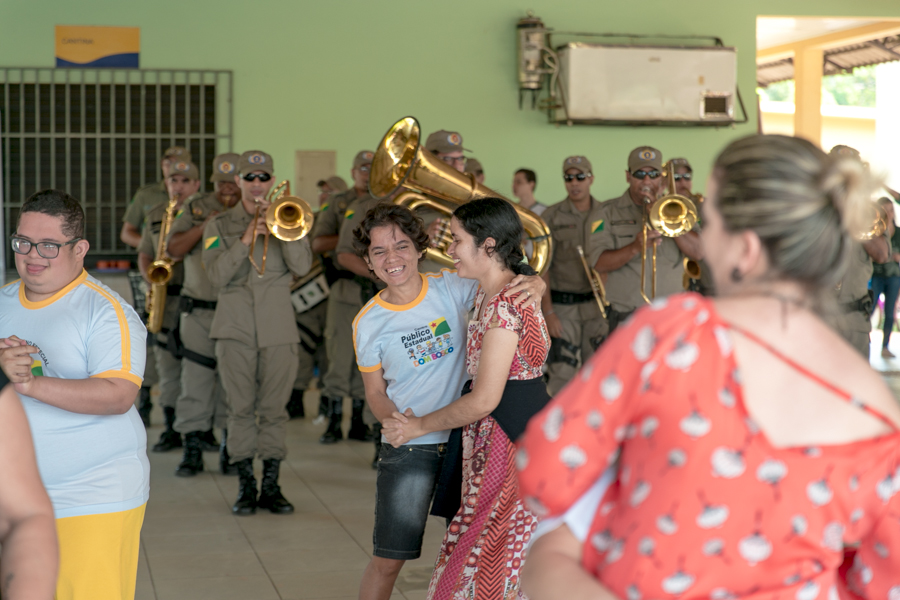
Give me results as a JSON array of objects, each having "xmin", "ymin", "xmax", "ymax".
[{"xmin": 373, "ymin": 442, "xmax": 445, "ymax": 560}]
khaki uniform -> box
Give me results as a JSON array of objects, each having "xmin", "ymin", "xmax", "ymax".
[
  {"xmin": 126, "ymin": 180, "xmax": 168, "ymax": 390},
  {"xmin": 124, "ymin": 180, "xmax": 168, "ymax": 230},
  {"xmin": 292, "ymin": 212, "xmax": 330, "ymax": 391},
  {"xmin": 542, "ymin": 197, "xmax": 608, "ymax": 395},
  {"xmin": 311, "ymin": 188, "xmax": 374, "ymax": 402},
  {"xmin": 829, "ymin": 241, "xmax": 881, "ymax": 357},
  {"xmin": 138, "ymin": 201, "xmax": 185, "ymax": 411},
  {"xmin": 167, "ymin": 193, "xmax": 230, "ymax": 433},
  {"xmin": 595, "ymin": 191, "xmax": 688, "ymax": 314},
  {"xmin": 202, "ymin": 202, "xmax": 312, "ymax": 461}
]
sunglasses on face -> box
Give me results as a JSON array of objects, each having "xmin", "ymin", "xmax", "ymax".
[
  {"xmin": 11, "ymin": 236, "xmax": 81, "ymax": 259},
  {"xmin": 357, "ymin": 165, "xmax": 371, "ymax": 173},
  {"xmin": 242, "ymin": 173, "xmax": 272, "ymax": 182},
  {"xmin": 673, "ymin": 173, "xmax": 692, "ymax": 181},
  {"xmin": 564, "ymin": 173, "xmax": 590, "ymax": 182},
  {"xmin": 632, "ymin": 170, "xmax": 661, "ymax": 180}
]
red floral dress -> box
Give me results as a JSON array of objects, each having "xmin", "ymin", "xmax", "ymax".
[
  {"xmin": 517, "ymin": 293, "xmax": 900, "ymax": 600},
  {"xmin": 428, "ymin": 285, "xmax": 550, "ymax": 600}
]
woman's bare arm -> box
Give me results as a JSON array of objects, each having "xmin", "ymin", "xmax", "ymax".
[
  {"xmin": 0, "ymin": 385, "xmax": 59, "ymax": 600},
  {"xmin": 521, "ymin": 524, "xmax": 619, "ymax": 600}
]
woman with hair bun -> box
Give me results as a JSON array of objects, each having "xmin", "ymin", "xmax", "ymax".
[
  {"xmin": 517, "ymin": 135, "xmax": 900, "ymax": 600},
  {"xmin": 383, "ymin": 197, "xmax": 552, "ymax": 600}
]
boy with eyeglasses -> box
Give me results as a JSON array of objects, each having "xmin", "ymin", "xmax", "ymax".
[
  {"xmin": 539, "ymin": 156, "xmax": 609, "ymax": 395},
  {"xmin": 593, "ymin": 146, "xmax": 704, "ymax": 334},
  {"xmin": 311, "ymin": 151, "xmax": 380, "ymax": 445},
  {"xmin": 0, "ymin": 189, "xmax": 148, "ymax": 600},
  {"xmin": 137, "ymin": 161, "xmax": 201, "ymax": 455},
  {"xmin": 202, "ymin": 150, "xmax": 313, "ymax": 515}
]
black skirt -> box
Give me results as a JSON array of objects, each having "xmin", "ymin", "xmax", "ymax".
[{"xmin": 430, "ymin": 377, "xmax": 550, "ymax": 519}]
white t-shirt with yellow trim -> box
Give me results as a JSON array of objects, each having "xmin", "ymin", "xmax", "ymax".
[
  {"xmin": 0, "ymin": 270, "xmax": 149, "ymax": 519},
  {"xmin": 353, "ymin": 270, "xmax": 477, "ymax": 445}
]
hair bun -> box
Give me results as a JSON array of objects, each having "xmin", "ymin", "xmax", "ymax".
[{"xmin": 819, "ymin": 154, "xmax": 877, "ymax": 238}]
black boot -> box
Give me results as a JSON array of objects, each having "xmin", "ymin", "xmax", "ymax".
[
  {"xmin": 152, "ymin": 407, "xmax": 183, "ymax": 452},
  {"xmin": 371, "ymin": 423, "xmax": 383, "ymax": 470},
  {"xmin": 318, "ymin": 396, "xmax": 343, "ymax": 444},
  {"xmin": 175, "ymin": 431, "xmax": 204, "ymax": 477},
  {"xmin": 219, "ymin": 429, "xmax": 238, "ymax": 476},
  {"xmin": 137, "ymin": 387, "xmax": 152, "ymax": 427},
  {"xmin": 232, "ymin": 458, "xmax": 257, "ymax": 516},
  {"xmin": 199, "ymin": 429, "xmax": 219, "ymax": 452},
  {"xmin": 348, "ymin": 398, "xmax": 374, "ymax": 441},
  {"xmin": 257, "ymin": 459, "xmax": 294, "ymax": 514},
  {"xmin": 286, "ymin": 389, "xmax": 306, "ymax": 419},
  {"xmin": 313, "ymin": 395, "xmax": 328, "ymax": 425}
]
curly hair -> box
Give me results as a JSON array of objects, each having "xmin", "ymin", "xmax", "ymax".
[{"xmin": 352, "ymin": 203, "xmax": 430, "ymax": 261}]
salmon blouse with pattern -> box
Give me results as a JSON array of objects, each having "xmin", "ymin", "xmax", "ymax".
[{"xmin": 517, "ymin": 293, "xmax": 900, "ymax": 600}]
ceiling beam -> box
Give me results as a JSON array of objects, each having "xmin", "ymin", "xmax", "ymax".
[{"xmin": 757, "ymin": 20, "xmax": 900, "ymax": 63}]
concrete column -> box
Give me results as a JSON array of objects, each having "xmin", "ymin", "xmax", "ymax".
[{"xmin": 793, "ymin": 47, "xmax": 823, "ymax": 146}]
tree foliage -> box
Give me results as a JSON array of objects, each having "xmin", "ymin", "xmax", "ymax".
[{"xmin": 757, "ymin": 64, "xmax": 877, "ymax": 107}]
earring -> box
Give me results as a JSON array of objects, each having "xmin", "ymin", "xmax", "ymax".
[{"xmin": 730, "ymin": 268, "xmax": 743, "ymax": 283}]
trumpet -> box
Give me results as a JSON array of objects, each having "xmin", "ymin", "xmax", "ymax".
[
  {"xmin": 369, "ymin": 116, "xmax": 553, "ymax": 275},
  {"xmin": 248, "ymin": 180, "xmax": 315, "ymax": 277},
  {"xmin": 576, "ymin": 245, "xmax": 609, "ymax": 318},
  {"xmin": 640, "ymin": 164, "xmax": 699, "ymax": 303},
  {"xmin": 146, "ymin": 194, "xmax": 180, "ymax": 334}
]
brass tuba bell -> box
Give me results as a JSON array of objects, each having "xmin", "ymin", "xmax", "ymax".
[{"xmin": 369, "ymin": 116, "xmax": 553, "ymax": 275}]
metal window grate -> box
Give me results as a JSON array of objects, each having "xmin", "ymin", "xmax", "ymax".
[{"xmin": 1, "ymin": 67, "xmax": 233, "ymax": 267}]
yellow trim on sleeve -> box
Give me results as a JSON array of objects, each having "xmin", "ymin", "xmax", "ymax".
[
  {"xmin": 358, "ymin": 363, "xmax": 382, "ymax": 373},
  {"xmin": 351, "ymin": 299, "xmax": 381, "ymax": 359},
  {"xmin": 91, "ymin": 371, "xmax": 143, "ymax": 387},
  {"xmin": 18, "ymin": 269, "xmax": 88, "ymax": 309},
  {"xmin": 83, "ymin": 281, "xmax": 134, "ymax": 376}
]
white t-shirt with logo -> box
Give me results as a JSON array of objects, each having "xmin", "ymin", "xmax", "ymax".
[
  {"xmin": 353, "ymin": 270, "xmax": 478, "ymax": 445},
  {"xmin": 0, "ymin": 270, "xmax": 149, "ymax": 519}
]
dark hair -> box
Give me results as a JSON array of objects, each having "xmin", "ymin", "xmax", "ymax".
[
  {"xmin": 316, "ymin": 179, "xmax": 328, "ymax": 187},
  {"xmin": 877, "ymin": 196, "xmax": 894, "ymax": 208},
  {"xmin": 452, "ymin": 198, "xmax": 535, "ymax": 276},
  {"xmin": 516, "ymin": 168, "xmax": 537, "ymax": 189},
  {"xmin": 352, "ymin": 204, "xmax": 430, "ymax": 260},
  {"xmin": 19, "ymin": 189, "xmax": 85, "ymax": 239},
  {"xmin": 712, "ymin": 134, "xmax": 873, "ymax": 294}
]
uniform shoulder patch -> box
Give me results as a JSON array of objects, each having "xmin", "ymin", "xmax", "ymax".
[
  {"xmin": 204, "ymin": 236, "xmax": 220, "ymax": 249},
  {"xmin": 345, "ymin": 209, "xmax": 356, "ymax": 219},
  {"xmin": 591, "ymin": 219, "xmax": 605, "ymax": 233}
]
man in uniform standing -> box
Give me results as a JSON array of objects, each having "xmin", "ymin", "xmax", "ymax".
[
  {"xmin": 312, "ymin": 151, "xmax": 378, "ymax": 443},
  {"xmin": 122, "ymin": 145, "xmax": 190, "ymax": 426},
  {"xmin": 203, "ymin": 150, "xmax": 312, "ymax": 515},
  {"xmin": 167, "ymin": 153, "xmax": 242, "ymax": 476},
  {"xmin": 137, "ymin": 160, "xmax": 200, "ymax": 453},
  {"xmin": 593, "ymin": 146, "xmax": 704, "ymax": 333},
  {"xmin": 539, "ymin": 156, "xmax": 608, "ymax": 395}
]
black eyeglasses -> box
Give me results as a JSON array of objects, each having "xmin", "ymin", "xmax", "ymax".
[
  {"xmin": 440, "ymin": 156, "xmax": 466, "ymax": 165},
  {"xmin": 673, "ymin": 173, "xmax": 692, "ymax": 181},
  {"xmin": 242, "ymin": 173, "xmax": 272, "ymax": 182},
  {"xmin": 564, "ymin": 173, "xmax": 590, "ymax": 182},
  {"xmin": 632, "ymin": 170, "xmax": 661, "ymax": 180},
  {"xmin": 11, "ymin": 236, "xmax": 82, "ymax": 259}
]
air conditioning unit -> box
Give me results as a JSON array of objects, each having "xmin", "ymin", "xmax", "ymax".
[{"xmin": 554, "ymin": 44, "xmax": 738, "ymax": 125}]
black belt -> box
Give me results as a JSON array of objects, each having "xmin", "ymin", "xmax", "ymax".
[
  {"xmin": 551, "ymin": 290, "xmax": 594, "ymax": 305},
  {"xmin": 842, "ymin": 294, "xmax": 873, "ymax": 315},
  {"xmin": 166, "ymin": 285, "xmax": 182, "ymax": 297},
  {"xmin": 180, "ymin": 296, "xmax": 217, "ymax": 312}
]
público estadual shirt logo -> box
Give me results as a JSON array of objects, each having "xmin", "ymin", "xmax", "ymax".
[{"xmin": 402, "ymin": 317, "xmax": 454, "ymax": 368}]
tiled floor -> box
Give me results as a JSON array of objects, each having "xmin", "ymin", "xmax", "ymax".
[{"xmin": 136, "ymin": 391, "xmax": 444, "ymax": 600}]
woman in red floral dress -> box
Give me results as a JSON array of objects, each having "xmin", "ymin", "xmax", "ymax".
[
  {"xmin": 383, "ymin": 198, "xmax": 551, "ymax": 600},
  {"xmin": 517, "ymin": 135, "xmax": 900, "ymax": 600}
]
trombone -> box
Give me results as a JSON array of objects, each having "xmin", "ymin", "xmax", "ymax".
[
  {"xmin": 640, "ymin": 163, "xmax": 699, "ymax": 303},
  {"xmin": 248, "ymin": 180, "xmax": 315, "ymax": 277},
  {"xmin": 576, "ymin": 245, "xmax": 609, "ymax": 318}
]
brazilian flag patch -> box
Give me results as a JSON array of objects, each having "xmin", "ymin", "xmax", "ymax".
[
  {"xmin": 31, "ymin": 359, "xmax": 43, "ymax": 377},
  {"xmin": 204, "ymin": 236, "xmax": 220, "ymax": 249},
  {"xmin": 345, "ymin": 209, "xmax": 356, "ymax": 220},
  {"xmin": 591, "ymin": 219, "xmax": 605, "ymax": 233}
]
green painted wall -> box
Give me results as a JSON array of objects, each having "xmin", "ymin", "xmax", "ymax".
[{"xmin": 2, "ymin": 0, "xmax": 900, "ymax": 204}]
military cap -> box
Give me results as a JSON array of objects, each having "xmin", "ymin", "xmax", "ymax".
[
  {"xmin": 562, "ymin": 156, "xmax": 592, "ymax": 176},
  {"xmin": 628, "ymin": 146, "xmax": 663, "ymax": 173},
  {"xmin": 238, "ymin": 150, "xmax": 274, "ymax": 175},
  {"xmin": 210, "ymin": 153, "xmax": 241, "ymax": 183}
]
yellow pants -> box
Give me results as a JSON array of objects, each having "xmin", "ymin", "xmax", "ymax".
[{"xmin": 55, "ymin": 503, "xmax": 146, "ymax": 600}]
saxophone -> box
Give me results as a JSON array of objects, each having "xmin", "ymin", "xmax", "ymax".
[{"xmin": 146, "ymin": 195, "xmax": 180, "ymax": 334}]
